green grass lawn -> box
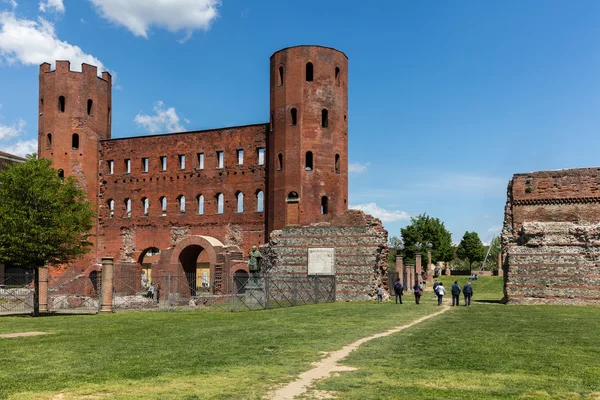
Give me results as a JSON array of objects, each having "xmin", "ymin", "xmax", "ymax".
[
  {"xmin": 0, "ymin": 301, "xmax": 436, "ymax": 399},
  {"xmin": 311, "ymin": 303, "xmax": 600, "ymax": 399}
]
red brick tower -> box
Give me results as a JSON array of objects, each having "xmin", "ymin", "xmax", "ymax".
[
  {"xmin": 38, "ymin": 61, "xmax": 112, "ymax": 270},
  {"xmin": 267, "ymin": 46, "xmax": 349, "ymax": 234}
]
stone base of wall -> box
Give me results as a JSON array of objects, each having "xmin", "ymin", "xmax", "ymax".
[{"xmin": 264, "ymin": 210, "xmax": 388, "ymax": 302}]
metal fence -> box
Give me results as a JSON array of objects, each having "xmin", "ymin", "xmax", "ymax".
[
  {"xmin": 0, "ymin": 272, "xmax": 35, "ymax": 315},
  {"xmin": 48, "ymin": 272, "xmax": 101, "ymax": 313}
]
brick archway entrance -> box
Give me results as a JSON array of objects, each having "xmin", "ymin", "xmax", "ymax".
[{"xmin": 168, "ymin": 236, "xmax": 225, "ymax": 294}]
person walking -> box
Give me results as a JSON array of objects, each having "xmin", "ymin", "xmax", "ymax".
[
  {"xmin": 155, "ymin": 283, "xmax": 161, "ymax": 304},
  {"xmin": 147, "ymin": 283, "xmax": 155, "ymax": 299},
  {"xmin": 451, "ymin": 280, "xmax": 461, "ymax": 306},
  {"xmin": 436, "ymin": 282, "xmax": 446, "ymax": 306},
  {"xmin": 393, "ymin": 279, "xmax": 403, "ymax": 304},
  {"xmin": 463, "ymin": 281, "xmax": 473, "ymax": 306},
  {"xmin": 413, "ymin": 282, "xmax": 422, "ymax": 304},
  {"xmin": 377, "ymin": 284, "xmax": 384, "ymax": 304},
  {"xmin": 433, "ymin": 280, "xmax": 440, "ymax": 299}
]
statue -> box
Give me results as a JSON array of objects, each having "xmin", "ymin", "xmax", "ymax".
[{"xmin": 247, "ymin": 245, "xmax": 263, "ymax": 285}]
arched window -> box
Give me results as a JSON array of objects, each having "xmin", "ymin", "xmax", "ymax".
[
  {"xmin": 46, "ymin": 133, "xmax": 52, "ymax": 149},
  {"xmin": 290, "ymin": 108, "xmax": 297, "ymax": 126},
  {"xmin": 335, "ymin": 154, "xmax": 340, "ymax": 174},
  {"xmin": 72, "ymin": 133, "xmax": 79, "ymax": 150},
  {"xmin": 197, "ymin": 194, "xmax": 204, "ymax": 215},
  {"xmin": 321, "ymin": 109, "xmax": 328, "ymax": 128},
  {"xmin": 108, "ymin": 199, "xmax": 114, "ymax": 218},
  {"xmin": 142, "ymin": 197, "xmax": 149, "ymax": 216},
  {"xmin": 58, "ymin": 96, "xmax": 65, "ymax": 113},
  {"xmin": 87, "ymin": 99, "xmax": 93, "ymax": 115},
  {"xmin": 335, "ymin": 67, "xmax": 340, "ymax": 86},
  {"xmin": 321, "ymin": 196, "xmax": 328, "ymax": 215},
  {"xmin": 178, "ymin": 195, "xmax": 186, "ymax": 214},
  {"xmin": 58, "ymin": 169, "xmax": 64, "ymax": 179},
  {"xmin": 236, "ymin": 192, "xmax": 244, "ymax": 213},
  {"xmin": 256, "ymin": 190, "xmax": 264, "ymax": 212},
  {"xmin": 306, "ymin": 62, "xmax": 313, "ymax": 82},
  {"xmin": 278, "ymin": 153, "xmax": 283, "ymax": 171},
  {"xmin": 216, "ymin": 193, "xmax": 224, "ymax": 214},
  {"xmin": 287, "ymin": 192, "xmax": 299, "ymax": 202},
  {"xmin": 305, "ymin": 151, "xmax": 313, "ymax": 171},
  {"xmin": 278, "ymin": 65, "xmax": 284, "ymax": 86},
  {"xmin": 125, "ymin": 198, "xmax": 132, "ymax": 218},
  {"xmin": 160, "ymin": 196, "xmax": 167, "ymax": 216}
]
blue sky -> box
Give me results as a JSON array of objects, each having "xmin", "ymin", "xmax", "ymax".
[{"xmin": 1, "ymin": 0, "xmax": 600, "ymax": 244}]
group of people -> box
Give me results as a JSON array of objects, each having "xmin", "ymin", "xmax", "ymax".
[
  {"xmin": 381, "ymin": 279, "xmax": 474, "ymax": 306},
  {"xmin": 145, "ymin": 282, "xmax": 161, "ymax": 303}
]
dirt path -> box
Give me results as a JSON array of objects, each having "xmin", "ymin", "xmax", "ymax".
[
  {"xmin": 268, "ymin": 306, "xmax": 451, "ymax": 400},
  {"xmin": 0, "ymin": 332, "xmax": 53, "ymax": 339}
]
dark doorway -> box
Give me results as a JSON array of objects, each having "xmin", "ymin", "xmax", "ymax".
[
  {"xmin": 179, "ymin": 245, "xmax": 204, "ymax": 296},
  {"xmin": 233, "ymin": 270, "xmax": 249, "ymax": 294}
]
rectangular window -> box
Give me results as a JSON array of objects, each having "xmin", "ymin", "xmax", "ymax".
[
  {"xmin": 142, "ymin": 157, "xmax": 149, "ymax": 173},
  {"xmin": 217, "ymin": 151, "xmax": 224, "ymax": 169},
  {"xmin": 125, "ymin": 159, "xmax": 131, "ymax": 174},
  {"xmin": 179, "ymin": 154, "xmax": 186, "ymax": 170},
  {"xmin": 108, "ymin": 160, "xmax": 114, "ymax": 175},
  {"xmin": 257, "ymin": 148, "xmax": 265, "ymax": 165},
  {"xmin": 197, "ymin": 153, "xmax": 204, "ymax": 170},
  {"xmin": 237, "ymin": 149, "xmax": 244, "ymax": 165},
  {"xmin": 160, "ymin": 156, "xmax": 167, "ymax": 171}
]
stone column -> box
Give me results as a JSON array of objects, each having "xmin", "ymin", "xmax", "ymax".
[
  {"xmin": 426, "ymin": 250, "xmax": 433, "ymax": 284},
  {"xmin": 100, "ymin": 257, "xmax": 114, "ymax": 313},
  {"xmin": 395, "ymin": 255, "xmax": 404, "ymax": 286},
  {"xmin": 415, "ymin": 254, "xmax": 422, "ymax": 284},
  {"xmin": 444, "ymin": 261, "xmax": 451, "ymax": 276},
  {"xmin": 497, "ymin": 252, "xmax": 504, "ymax": 277},
  {"xmin": 38, "ymin": 267, "xmax": 49, "ymax": 312}
]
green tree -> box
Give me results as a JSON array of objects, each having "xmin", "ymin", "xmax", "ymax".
[
  {"xmin": 0, "ymin": 155, "xmax": 94, "ymax": 314},
  {"xmin": 400, "ymin": 214, "xmax": 454, "ymax": 265},
  {"xmin": 456, "ymin": 231, "xmax": 486, "ymax": 269},
  {"xmin": 387, "ymin": 236, "xmax": 402, "ymax": 267},
  {"xmin": 484, "ymin": 236, "xmax": 501, "ymax": 271}
]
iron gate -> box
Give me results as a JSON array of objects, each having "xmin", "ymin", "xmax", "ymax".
[{"xmin": 0, "ymin": 271, "xmax": 35, "ymax": 315}]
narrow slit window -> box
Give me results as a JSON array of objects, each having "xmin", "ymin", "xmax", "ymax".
[
  {"xmin": 72, "ymin": 133, "xmax": 79, "ymax": 149},
  {"xmin": 142, "ymin": 158, "xmax": 149, "ymax": 172},
  {"xmin": 236, "ymin": 192, "xmax": 244, "ymax": 213},
  {"xmin": 108, "ymin": 199, "xmax": 114, "ymax": 218},
  {"xmin": 306, "ymin": 62, "xmax": 313, "ymax": 81},
  {"xmin": 335, "ymin": 67, "xmax": 340, "ymax": 86},
  {"xmin": 40, "ymin": 98, "xmax": 44, "ymax": 114},
  {"xmin": 257, "ymin": 148, "xmax": 265, "ymax": 165},
  {"xmin": 290, "ymin": 108, "xmax": 297, "ymax": 126},
  {"xmin": 87, "ymin": 99, "xmax": 93, "ymax": 115},
  {"xmin": 217, "ymin": 151, "xmax": 224, "ymax": 169},
  {"xmin": 305, "ymin": 151, "xmax": 313, "ymax": 171},
  {"xmin": 216, "ymin": 193, "xmax": 224, "ymax": 214},
  {"xmin": 270, "ymin": 113, "xmax": 274, "ymax": 132},
  {"xmin": 256, "ymin": 191, "xmax": 264, "ymax": 212},
  {"xmin": 58, "ymin": 96, "xmax": 65, "ymax": 113},
  {"xmin": 321, "ymin": 196, "xmax": 328, "ymax": 215},
  {"xmin": 178, "ymin": 195, "xmax": 186, "ymax": 214},
  {"xmin": 278, "ymin": 66, "xmax": 284, "ymax": 86},
  {"xmin": 237, "ymin": 149, "xmax": 244, "ymax": 165},
  {"xmin": 197, "ymin": 195, "xmax": 204, "ymax": 215},
  {"xmin": 278, "ymin": 153, "xmax": 283, "ymax": 171},
  {"xmin": 125, "ymin": 159, "xmax": 131, "ymax": 174},
  {"xmin": 58, "ymin": 169, "xmax": 64, "ymax": 179},
  {"xmin": 179, "ymin": 154, "xmax": 186, "ymax": 169},
  {"xmin": 108, "ymin": 160, "xmax": 114, "ymax": 175},
  {"xmin": 125, "ymin": 198, "xmax": 132, "ymax": 218},
  {"xmin": 335, "ymin": 154, "xmax": 340, "ymax": 174},
  {"xmin": 160, "ymin": 196, "xmax": 167, "ymax": 216},
  {"xmin": 142, "ymin": 198, "xmax": 149, "ymax": 216},
  {"xmin": 160, "ymin": 156, "xmax": 167, "ymax": 171},
  {"xmin": 321, "ymin": 109, "xmax": 328, "ymax": 128},
  {"xmin": 46, "ymin": 133, "xmax": 52, "ymax": 149},
  {"xmin": 197, "ymin": 153, "xmax": 204, "ymax": 169}
]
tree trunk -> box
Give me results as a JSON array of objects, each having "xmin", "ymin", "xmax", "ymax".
[{"xmin": 33, "ymin": 267, "xmax": 39, "ymax": 316}]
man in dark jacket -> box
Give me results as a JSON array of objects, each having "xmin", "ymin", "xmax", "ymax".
[
  {"xmin": 393, "ymin": 279, "xmax": 403, "ymax": 304},
  {"xmin": 451, "ymin": 280, "xmax": 461, "ymax": 306},
  {"xmin": 463, "ymin": 281, "xmax": 473, "ymax": 306}
]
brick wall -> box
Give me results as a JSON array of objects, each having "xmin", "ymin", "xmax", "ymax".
[{"xmin": 502, "ymin": 168, "xmax": 600, "ymax": 304}]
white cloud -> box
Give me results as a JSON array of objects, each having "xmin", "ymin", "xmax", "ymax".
[
  {"xmin": 350, "ymin": 203, "xmax": 410, "ymax": 223},
  {"xmin": 488, "ymin": 226, "xmax": 502, "ymax": 233},
  {"xmin": 3, "ymin": 0, "xmax": 17, "ymax": 10},
  {"xmin": 0, "ymin": 12, "xmax": 106, "ymax": 74},
  {"xmin": 0, "ymin": 117, "xmax": 25, "ymax": 140},
  {"xmin": 348, "ymin": 162, "xmax": 369, "ymax": 174},
  {"xmin": 134, "ymin": 101, "xmax": 186, "ymax": 134},
  {"xmin": 89, "ymin": 0, "xmax": 220, "ymax": 40},
  {"xmin": 39, "ymin": 0, "xmax": 64, "ymax": 13},
  {"xmin": 1, "ymin": 139, "xmax": 36, "ymax": 157}
]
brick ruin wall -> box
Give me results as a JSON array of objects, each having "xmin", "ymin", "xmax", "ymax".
[
  {"xmin": 502, "ymin": 168, "xmax": 600, "ymax": 305},
  {"xmin": 264, "ymin": 210, "xmax": 389, "ymax": 301},
  {"xmin": 97, "ymin": 123, "xmax": 268, "ymax": 278}
]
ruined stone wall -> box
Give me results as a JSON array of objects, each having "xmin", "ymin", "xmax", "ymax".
[
  {"xmin": 264, "ymin": 210, "xmax": 388, "ymax": 301},
  {"xmin": 503, "ymin": 168, "xmax": 600, "ymax": 304},
  {"xmin": 98, "ymin": 123, "xmax": 268, "ymax": 273}
]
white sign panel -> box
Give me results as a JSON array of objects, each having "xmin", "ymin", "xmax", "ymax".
[{"xmin": 308, "ymin": 248, "xmax": 335, "ymax": 275}]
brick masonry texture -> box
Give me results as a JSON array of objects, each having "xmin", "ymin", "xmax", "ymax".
[
  {"xmin": 502, "ymin": 169, "xmax": 600, "ymax": 305},
  {"xmin": 35, "ymin": 45, "xmax": 388, "ymax": 300}
]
